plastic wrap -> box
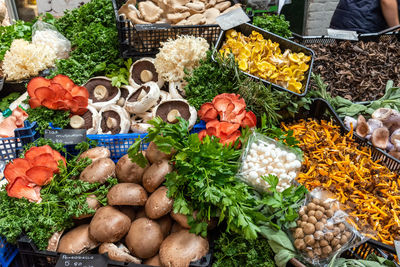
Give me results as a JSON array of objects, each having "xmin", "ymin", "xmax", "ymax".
[
  {"xmin": 32, "ymin": 21, "xmax": 71, "ymax": 59},
  {"xmin": 290, "ymin": 189, "xmax": 367, "ymax": 266},
  {"xmin": 237, "ymin": 132, "xmax": 302, "ymax": 192}
]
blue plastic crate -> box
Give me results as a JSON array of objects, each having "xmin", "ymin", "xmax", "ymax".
[
  {"xmin": 0, "ymin": 237, "xmax": 18, "ymax": 267},
  {"xmin": 0, "ymin": 121, "xmax": 39, "ymax": 162}
]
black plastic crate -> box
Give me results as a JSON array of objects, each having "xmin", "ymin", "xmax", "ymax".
[
  {"xmin": 17, "ymin": 234, "xmax": 213, "ymax": 267},
  {"xmin": 112, "ymin": 0, "xmax": 229, "ymax": 59},
  {"xmin": 213, "ymin": 22, "xmax": 315, "ymax": 97}
]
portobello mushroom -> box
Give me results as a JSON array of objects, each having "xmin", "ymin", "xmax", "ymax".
[
  {"xmin": 97, "ymin": 105, "xmax": 130, "ymax": 134},
  {"xmin": 153, "ymin": 99, "xmax": 197, "ymax": 129},
  {"xmin": 84, "ymin": 77, "xmax": 121, "ymax": 110},
  {"xmin": 129, "ymin": 58, "xmax": 164, "ymax": 89}
]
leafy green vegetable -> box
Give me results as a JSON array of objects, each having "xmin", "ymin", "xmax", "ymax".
[
  {"xmin": 129, "ymin": 117, "xmax": 267, "ymax": 239},
  {"xmin": 213, "ymin": 232, "xmax": 276, "ymax": 267},
  {"xmin": 0, "ymin": 20, "xmax": 35, "ymax": 61},
  {"xmin": 252, "ymin": 14, "xmax": 292, "ymax": 39},
  {"xmin": 260, "ymin": 175, "xmax": 307, "ymax": 230},
  {"xmin": 0, "ymin": 142, "xmax": 117, "ymax": 250},
  {"xmin": 49, "ymin": 0, "xmax": 121, "ymax": 84},
  {"xmin": 26, "ymin": 106, "xmax": 70, "ymax": 134},
  {"xmin": 0, "ymin": 92, "xmax": 21, "ymax": 111},
  {"xmin": 328, "ymin": 253, "xmax": 396, "ymax": 267},
  {"xmin": 106, "ymin": 58, "xmax": 133, "ymax": 87}
]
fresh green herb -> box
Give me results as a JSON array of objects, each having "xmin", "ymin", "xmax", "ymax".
[
  {"xmin": 0, "ymin": 20, "xmax": 35, "ymax": 61},
  {"xmin": 328, "ymin": 253, "xmax": 396, "ymax": 267},
  {"xmin": 0, "ymin": 142, "xmax": 117, "ymax": 250},
  {"xmin": 260, "ymin": 175, "xmax": 307, "ymax": 230},
  {"xmin": 252, "ymin": 14, "xmax": 292, "ymax": 39},
  {"xmin": 129, "ymin": 117, "xmax": 267, "ymax": 239},
  {"xmin": 49, "ymin": 0, "xmax": 121, "ymax": 84},
  {"xmin": 213, "ymin": 232, "xmax": 276, "ymax": 267},
  {"xmin": 0, "ymin": 92, "xmax": 21, "ymax": 111},
  {"xmin": 26, "ymin": 106, "xmax": 70, "ymax": 134},
  {"xmin": 106, "ymin": 58, "xmax": 133, "ymax": 87}
]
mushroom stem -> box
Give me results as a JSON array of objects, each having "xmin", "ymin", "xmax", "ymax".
[
  {"xmin": 107, "ymin": 117, "xmax": 118, "ymax": 128},
  {"xmin": 167, "ymin": 109, "xmax": 181, "ymax": 123},
  {"xmin": 140, "ymin": 70, "xmax": 154, "ymax": 83},
  {"xmin": 70, "ymin": 115, "xmax": 85, "ymax": 129},
  {"xmin": 94, "ymin": 85, "xmax": 109, "ymax": 101}
]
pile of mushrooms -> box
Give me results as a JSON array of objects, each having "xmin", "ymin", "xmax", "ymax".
[
  {"xmin": 118, "ymin": 0, "xmax": 242, "ymax": 26},
  {"xmin": 344, "ymin": 108, "xmax": 400, "ymax": 159},
  {"xmin": 50, "ymin": 145, "xmax": 209, "ymax": 267}
]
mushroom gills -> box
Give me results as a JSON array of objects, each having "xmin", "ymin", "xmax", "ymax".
[
  {"xmin": 84, "ymin": 77, "xmax": 121, "ymax": 110},
  {"xmin": 154, "ymin": 99, "xmax": 197, "ymax": 129},
  {"xmin": 130, "ymin": 58, "xmax": 164, "ymax": 89}
]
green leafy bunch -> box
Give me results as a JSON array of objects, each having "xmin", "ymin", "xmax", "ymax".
[
  {"xmin": 0, "ymin": 140, "xmax": 116, "ymax": 250},
  {"xmin": 0, "ymin": 92, "xmax": 21, "ymax": 111},
  {"xmin": 0, "ymin": 20, "xmax": 35, "ymax": 61},
  {"xmin": 213, "ymin": 232, "xmax": 276, "ymax": 267},
  {"xmin": 129, "ymin": 117, "xmax": 266, "ymax": 239},
  {"xmin": 253, "ymin": 14, "xmax": 292, "ymax": 39},
  {"xmin": 26, "ymin": 106, "xmax": 70, "ymax": 135}
]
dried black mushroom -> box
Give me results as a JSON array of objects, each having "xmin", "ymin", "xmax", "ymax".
[
  {"xmin": 84, "ymin": 77, "xmax": 121, "ymax": 110},
  {"xmin": 153, "ymin": 99, "xmax": 197, "ymax": 129},
  {"xmin": 129, "ymin": 58, "xmax": 164, "ymax": 89},
  {"xmin": 97, "ymin": 105, "xmax": 130, "ymax": 134}
]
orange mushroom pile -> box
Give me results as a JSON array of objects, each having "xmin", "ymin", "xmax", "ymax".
[
  {"xmin": 197, "ymin": 93, "xmax": 256, "ymax": 145},
  {"xmin": 28, "ymin": 75, "xmax": 89, "ymax": 115},
  {"xmin": 4, "ymin": 145, "xmax": 66, "ymax": 203}
]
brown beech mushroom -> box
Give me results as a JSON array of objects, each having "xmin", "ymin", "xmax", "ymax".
[
  {"xmin": 47, "ymin": 230, "xmax": 64, "ymax": 252},
  {"xmin": 145, "ymin": 186, "xmax": 174, "ymax": 219},
  {"xmin": 58, "ymin": 224, "xmax": 99, "ymax": 254},
  {"xmin": 159, "ymin": 230, "xmax": 209, "ymax": 267},
  {"xmin": 138, "ymin": 1, "xmax": 164, "ymax": 23},
  {"xmin": 146, "ymin": 141, "xmax": 174, "ymax": 163},
  {"xmin": 79, "ymin": 147, "xmax": 111, "ymax": 163},
  {"xmin": 126, "ymin": 218, "xmax": 164, "ymax": 259},
  {"xmin": 129, "ymin": 58, "xmax": 164, "ymax": 89},
  {"xmin": 117, "ymin": 85, "xmax": 135, "ymax": 107},
  {"xmin": 203, "ymin": 8, "xmax": 220, "ymax": 24},
  {"xmin": 74, "ymin": 194, "xmax": 101, "ymax": 219},
  {"xmin": 80, "ymin": 158, "xmax": 115, "ymax": 184},
  {"xmin": 371, "ymin": 127, "xmax": 390, "ymax": 149},
  {"xmin": 355, "ymin": 115, "xmax": 369, "ymax": 138},
  {"xmin": 125, "ymin": 82, "xmax": 161, "ymax": 114},
  {"xmin": 89, "ymin": 206, "xmax": 131, "ymax": 243},
  {"xmin": 84, "ymin": 77, "xmax": 121, "ymax": 111},
  {"xmin": 116, "ymin": 153, "xmax": 149, "ymax": 183},
  {"xmin": 107, "ymin": 183, "xmax": 148, "ymax": 206},
  {"xmin": 153, "ymin": 99, "xmax": 197, "ymax": 129},
  {"xmin": 157, "ymin": 216, "xmax": 173, "ymax": 238},
  {"xmin": 144, "ymin": 254, "xmax": 162, "ymax": 266},
  {"xmin": 99, "ymin": 243, "xmax": 141, "ymax": 264},
  {"xmin": 142, "ymin": 160, "xmax": 173, "ymax": 192},
  {"xmin": 97, "ymin": 105, "xmax": 131, "ymax": 134},
  {"xmin": 118, "ymin": 206, "xmax": 136, "ymax": 221},
  {"xmin": 70, "ymin": 105, "xmax": 99, "ymax": 134}
]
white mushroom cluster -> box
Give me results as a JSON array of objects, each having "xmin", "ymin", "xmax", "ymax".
[
  {"xmin": 118, "ymin": 0, "xmax": 241, "ymax": 26},
  {"xmin": 240, "ymin": 141, "xmax": 302, "ymax": 192},
  {"xmin": 344, "ymin": 108, "xmax": 400, "ymax": 160}
]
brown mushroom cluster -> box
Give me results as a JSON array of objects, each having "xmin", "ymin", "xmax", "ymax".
[
  {"xmin": 50, "ymin": 145, "xmax": 209, "ymax": 267},
  {"xmin": 118, "ymin": 0, "xmax": 242, "ymax": 26},
  {"xmin": 292, "ymin": 198, "xmax": 353, "ymax": 261},
  {"xmin": 344, "ymin": 108, "xmax": 400, "ymax": 159}
]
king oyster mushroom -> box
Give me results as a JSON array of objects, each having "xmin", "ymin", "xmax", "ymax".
[
  {"xmin": 153, "ymin": 99, "xmax": 197, "ymax": 129},
  {"xmin": 84, "ymin": 77, "xmax": 121, "ymax": 111},
  {"xmin": 97, "ymin": 105, "xmax": 130, "ymax": 134},
  {"xmin": 70, "ymin": 105, "xmax": 100, "ymax": 134},
  {"xmin": 125, "ymin": 82, "xmax": 161, "ymax": 114},
  {"xmin": 117, "ymin": 85, "xmax": 135, "ymax": 107},
  {"xmin": 129, "ymin": 58, "xmax": 164, "ymax": 89},
  {"xmin": 169, "ymin": 81, "xmax": 186, "ymax": 99}
]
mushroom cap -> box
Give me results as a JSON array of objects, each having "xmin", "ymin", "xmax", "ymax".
[
  {"xmin": 186, "ymin": 13, "xmax": 206, "ymax": 25},
  {"xmin": 107, "ymin": 183, "xmax": 148, "ymax": 206},
  {"xmin": 144, "ymin": 254, "xmax": 162, "ymax": 266},
  {"xmin": 391, "ymin": 128, "xmax": 400, "ymax": 145},
  {"xmin": 185, "ymin": 1, "xmax": 206, "ymax": 13},
  {"xmin": 89, "ymin": 206, "xmax": 131, "ymax": 243},
  {"xmin": 84, "ymin": 77, "xmax": 121, "ymax": 111},
  {"xmin": 157, "ymin": 215, "xmax": 173, "ymax": 238},
  {"xmin": 170, "ymin": 211, "xmax": 191, "ymax": 229},
  {"xmin": 97, "ymin": 104, "xmax": 131, "ymax": 134},
  {"xmin": 129, "ymin": 58, "xmax": 164, "ymax": 89},
  {"xmin": 367, "ymin": 119, "xmax": 384, "ymax": 135},
  {"xmin": 125, "ymin": 218, "xmax": 164, "ymax": 259},
  {"xmin": 372, "ymin": 108, "xmax": 394, "ymax": 121},
  {"xmin": 86, "ymin": 105, "xmax": 100, "ymax": 134},
  {"xmin": 138, "ymin": 1, "xmax": 164, "ymax": 23},
  {"xmin": 117, "ymin": 85, "xmax": 135, "ymax": 107},
  {"xmin": 142, "ymin": 160, "xmax": 173, "ymax": 193},
  {"xmin": 73, "ymin": 194, "xmax": 101, "ymax": 220},
  {"xmin": 79, "ymin": 147, "xmax": 111, "ymax": 162},
  {"xmin": 79, "ymin": 158, "xmax": 116, "ymax": 184},
  {"xmin": 371, "ymin": 127, "xmax": 390, "ymax": 150},
  {"xmin": 355, "ymin": 117, "xmax": 369, "ymax": 138},
  {"xmin": 153, "ymin": 99, "xmax": 197, "ymax": 129},
  {"xmin": 169, "ymin": 81, "xmax": 186, "ymax": 99},
  {"xmin": 118, "ymin": 0, "xmax": 137, "ymax": 16},
  {"xmin": 118, "ymin": 206, "xmax": 136, "ymax": 221},
  {"xmin": 159, "ymin": 230, "xmax": 209, "ymax": 267},
  {"xmin": 214, "ymin": 1, "xmax": 231, "ymax": 11},
  {"xmin": 47, "ymin": 230, "xmax": 64, "ymax": 252},
  {"xmin": 145, "ymin": 186, "xmax": 174, "ymax": 219},
  {"xmin": 116, "ymin": 154, "xmax": 149, "ymax": 183},
  {"xmin": 145, "ymin": 141, "xmax": 174, "ymax": 164},
  {"xmin": 167, "ymin": 12, "xmax": 191, "ymax": 24},
  {"xmin": 57, "ymin": 224, "xmax": 99, "ymax": 254},
  {"xmin": 203, "ymin": 8, "xmax": 220, "ymax": 24},
  {"xmin": 99, "ymin": 243, "xmax": 141, "ymax": 264},
  {"xmin": 125, "ymin": 82, "xmax": 161, "ymax": 114},
  {"xmin": 221, "ymin": 3, "xmax": 241, "ymax": 14}
]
